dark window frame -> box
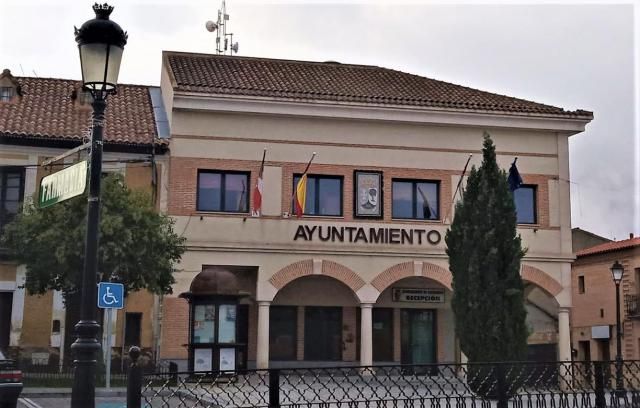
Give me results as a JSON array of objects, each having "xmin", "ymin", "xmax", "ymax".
[
  {"xmin": 0, "ymin": 167, "xmax": 25, "ymax": 232},
  {"xmin": 196, "ymin": 169, "xmax": 250, "ymax": 213},
  {"xmin": 578, "ymin": 276, "xmax": 585, "ymax": 294},
  {"xmin": 292, "ymin": 174, "xmax": 344, "ymax": 217},
  {"xmin": 0, "ymin": 87, "xmax": 15, "ymax": 102},
  {"xmin": 391, "ymin": 178, "xmax": 440, "ymax": 220},
  {"xmin": 514, "ymin": 184, "xmax": 538, "ymax": 225}
]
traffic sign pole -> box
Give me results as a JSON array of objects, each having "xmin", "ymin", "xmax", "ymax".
[
  {"xmin": 97, "ymin": 281, "xmax": 124, "ymax": 391},
  {"xmin": 105, "ymin": 308, "xmax": 112, "ymax": 389}
]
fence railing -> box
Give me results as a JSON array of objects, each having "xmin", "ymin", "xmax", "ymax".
[
  {"xmin": 128, "ymin": 352, "xmax": 640, "ymax": 408},
  {"xmin": 20, "ymin": 354, "xmax": 168, "ymax": 388}
]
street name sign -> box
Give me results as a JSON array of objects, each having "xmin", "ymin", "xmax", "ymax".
[
  {"xmin": 39, "ymin": 160, "xmax": 88, "ymax": 208},
  {"xmin": 97, "ymin": 282, "xmax": 124, "ymax": 309}
]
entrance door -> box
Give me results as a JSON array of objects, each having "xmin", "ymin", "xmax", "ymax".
[
  {"xmin": 304, "ymin": 307, "xmax": 342, "ymax": 361},
  {"xmin": 0, "ymin": 292, "xmax": 12, "ymax": 349},
  {"xmin": 401, "ymin": 309, "xmax": 436, "ymax": 366},
  {"xmin": 373, "ymin": 308, "xmax": 393, "ymax": 362}
]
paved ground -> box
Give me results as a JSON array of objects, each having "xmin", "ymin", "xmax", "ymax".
[{"xmin": 19, "ymin": 397, "xmax": 127, "ymax": 408}]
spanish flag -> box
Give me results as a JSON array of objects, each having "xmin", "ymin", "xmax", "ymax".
[
  {"xmin": 293, "ymin": 152, "xmax": 316, "ymax": 218},
  {"xmin": 294, "ymin": 174, "xmax": 307, "ymax": 217}
]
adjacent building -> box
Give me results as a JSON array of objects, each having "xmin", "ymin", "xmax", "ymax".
[
  {"xmin": 572, "ymin": 235, "xmax": 640, "ymax": 361},
  {"xmin": 157, "ymin": 52, "xmax": 592, "ymax": 370},
  {"xmin": 0, "ymin": 68, "xmax": 169, "ymax": 368}
]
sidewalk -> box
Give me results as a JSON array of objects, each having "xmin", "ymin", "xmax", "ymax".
[{"xmin": 21, "ymin": 387, "xmax": 126, "ymax": 398}]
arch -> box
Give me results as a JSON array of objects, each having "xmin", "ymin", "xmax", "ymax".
[
  {"xmin": 422, "ymin": 262, "xmax": 453, "ymax": 291},
  {"xmin": 269, "ymin": 259, "xmax": 365, "ymax": 292},
  {"xmin": 521, "ymin": 264, "xmax": 563, "ymax": 297},
  {"xmin": 322, "ymin": 260, "xmax": 366, "ymax": 292},
  {"xmin": 371, "ymin": 262, "xmax": 413, "ymax": 292},
  {"xmin": 269, "ymin": 260, "xmax": 313, "ymax": 290},
  {"xmin": 371, "ymin": 261, "xmax": 452, "ymax": 293}
]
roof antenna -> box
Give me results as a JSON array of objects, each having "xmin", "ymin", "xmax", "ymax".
[
  {"xmin": 32, "ymin": 70, "xmax": 38, "ymax": 78},
  {"xmin": 205, "ymin": 0, "xmax": 239, "ymax": 55},
  {"xmin": 19, "ymin": 64, "xmax": 25, "ymax": 75}
]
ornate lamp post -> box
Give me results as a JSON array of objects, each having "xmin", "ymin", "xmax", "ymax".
[
  {"xmin": 71, "ymin": 4, "xmax": 126, "ymax": 408},
  {"xmin": 610, "ymin": 260, "xmax": 625, "ymax": 395}
]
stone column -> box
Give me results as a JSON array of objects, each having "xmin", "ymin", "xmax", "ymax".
[
  {"xmin": 256, "ymin": 301, "xmax": 270, "ymax": 369},
  {"xmin": 360, "ymin": 303, "xmax": 373, "ymax": 367},
  {"xmin": 558, "ymin": 307, "xmax": 571, "ymax": 361}
]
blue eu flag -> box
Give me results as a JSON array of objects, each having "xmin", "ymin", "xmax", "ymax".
[{"xmin": 508, "ymin": 159, "xmax": 523, "ymax": 192}]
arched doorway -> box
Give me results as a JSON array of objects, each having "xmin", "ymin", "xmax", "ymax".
[
  {"xmin": 374, "ymin": 276, "xmax": 453, "ymax": 365},
  {"xmin": 271, "ymin": 274, "xmax": 359, "ymax": 365}
]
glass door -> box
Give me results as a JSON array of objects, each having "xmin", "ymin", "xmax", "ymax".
[
  {"xmin": 401, "ymin": 309, "xmax": 436, "ymax": 371},
  {"xmin": 304, "ymin": 307, "xmax": 342, "ymax": 361}
]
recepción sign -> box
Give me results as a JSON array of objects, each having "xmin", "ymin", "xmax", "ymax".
[
  {"xmin": 392, "ymin": 288, "xmax": 445, "ymax": 303},
  {"xmin": 39, "ymin": 161, "xmax": 87, "ymax": 208}
]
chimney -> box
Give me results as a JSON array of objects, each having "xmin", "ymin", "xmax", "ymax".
[{"xmin": 631, "ymin": 233, "xmax": 635, "ymax": 240}]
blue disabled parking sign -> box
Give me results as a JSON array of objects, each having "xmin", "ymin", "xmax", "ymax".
[{"xmin": 98, "ymin": 282, "xmax": 124, "ymax": 309}]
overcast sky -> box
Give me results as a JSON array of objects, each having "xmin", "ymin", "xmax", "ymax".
[{"xmin": 1, "ymin": 1, "xmax": 638, "ymax": 240}]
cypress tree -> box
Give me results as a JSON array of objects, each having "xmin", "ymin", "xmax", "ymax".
[{"xmin": 445, "ymin": 133, "xmax": 528, "ymax": 364}]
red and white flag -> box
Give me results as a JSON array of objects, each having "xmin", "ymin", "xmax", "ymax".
[{"xmin": 252, "ymin": 149, "xmax": 266, "ymax": 217}]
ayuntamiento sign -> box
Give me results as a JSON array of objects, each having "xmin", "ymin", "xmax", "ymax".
[{"xmin": 39, "ymin": 161, "xmax": 88, "ymax": 208}]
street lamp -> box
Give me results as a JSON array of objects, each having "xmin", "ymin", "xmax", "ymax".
[
  {"xmin": 610, "ymin": 260, "xmax": 625, "ymax": 395},
  {"xmin": 71, "ymin": 4, "xmax": 126, "ymax": 408}
]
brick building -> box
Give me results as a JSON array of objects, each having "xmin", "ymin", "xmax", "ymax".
[
  {"xmin": 158, "ymin": 52, "xmax": 592, "ymax": 370},
  {"xmin": 0, "ymin": 68, "xmax": 169, "ymax": 368},
  {"xmin": 572, "ymin": 235, "xmax": 640, "ymax": 361}
]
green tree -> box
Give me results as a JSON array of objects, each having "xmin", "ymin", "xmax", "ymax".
[
  {"xmin": 445, "ymin": 133, "xmax": 528, "ymax": 364},
  {"xmin": 1, "ymin": 172, "xmax": 185, "ymax": 300}
]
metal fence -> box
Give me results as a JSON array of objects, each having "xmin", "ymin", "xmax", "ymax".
[{"xmin": 131, "ymin": 358, "xmax": 640, "ymax": 408}]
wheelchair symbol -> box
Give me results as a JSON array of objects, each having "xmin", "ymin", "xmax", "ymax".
[
  {"xmin": 102, "ymin": 287, "xmax": 118, "ymax": 305},
  {"xmin": 98, "ymin": 283, "xmax": 123, "ymax": 308}
]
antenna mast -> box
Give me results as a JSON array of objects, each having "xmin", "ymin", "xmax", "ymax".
[{"xmin": 205, "ymin": 0, "xmax": 239, "ymax": 55}]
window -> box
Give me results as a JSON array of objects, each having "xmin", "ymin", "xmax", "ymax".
[
  {"xmin": 392, "ymin": 180, "xmax": 439, "ymax": 220},
  {"xmin": 514, "ymin": 185, "xmax": 537, "ymax": 224},
  {"xmin": 0, "ymin": 167, "xmax": 25, "ymax": 232},
  {"xmin": 0, "ymin": 87, "xmax": 14, "ymax": 102},
  {"xmin": 124, "ymin": 313, "xmax": 142, "ymax": 347},
  {"xmin": 292, "ymin": 174, "xmax": 343, "ymax": 216},
  {"xmin": 578, "ymin": 276, "xmax": 585, "ymax": 294},
  {"xmin": 197, "ymin": 170, "xmax": 249, "ymax": 213},
  {"xmin": 193, "ymin": 305, "xmax": 215, "ymax": 343}
]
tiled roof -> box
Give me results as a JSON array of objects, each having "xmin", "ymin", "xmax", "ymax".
[
  {"xmin": 0, "ymin": 74, "xmax": 164, "ymax": 149},
  {"xmin": 165, "ymin": 52, "xmax": 593, "ymax": 118},
  {"xmin": 576, "ymin": 237, "xmax": 640, "ymax": 257}
]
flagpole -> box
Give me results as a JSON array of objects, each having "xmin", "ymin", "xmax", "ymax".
[
  {"xmin": 302, "ymin": 152, "xmax": 316, "ymax": 175},
  {"xmin": 259, "ymin": 148, "xmax": 267, "ymax": 175},
  {"xmin": 444, "ymin": 153, "xmax": 473, "ymax": 223},
  {"xmin": 452, "ymin": 153, "xmax": 473, "ymax": 203},
  {"xmin": 290, "ymin": 152, "xmax": 316, "ymax": 214},
  {"xmin": 251, "ymin": 148, "xmax": 268, "ymax": 217}
]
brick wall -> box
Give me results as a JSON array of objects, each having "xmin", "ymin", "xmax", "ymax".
[
  {"xmin": 0, "ymin": 263, "xmax": 16, "ymax": 281},
  {"xmin": 114, "ymin": 290, "xmax": 155, "ymax": 349},
  {"xmin": 20, "ymin": 292, "xmax": 53, "ymax": 347},
  {"xmin": 160, "ymin": 297, "xmax": 189, "ymax": 359},
  {"xmin": 572, "ymin": 248, "xmax": 640, "ymax": 360},
  {"xmin": 168, "ymin": 157, "xmax": 553, "ymax": 229}
]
